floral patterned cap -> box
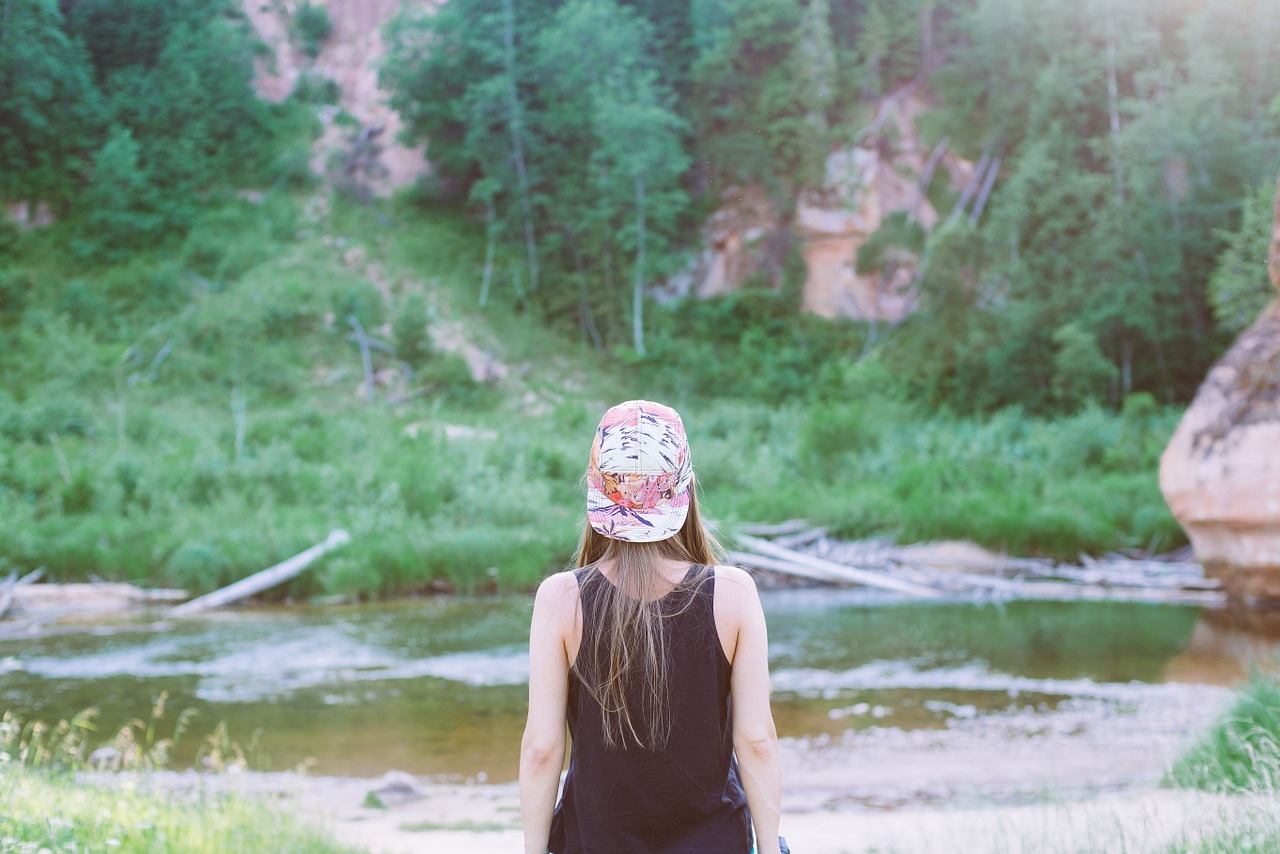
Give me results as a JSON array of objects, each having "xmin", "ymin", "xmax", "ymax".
[{"xmin": 586, "ymin": 400, "xmax": 693, "ymax": 543}]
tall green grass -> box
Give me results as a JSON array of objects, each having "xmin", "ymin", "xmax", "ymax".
[
  {"xmin": 0, "ymin": 700, "xmax": 355, "ymax": 854},
  {"xmin": 1166, "ymin": 673, "xmax": 1280, "ymax": 794},
  {"xmin": 0, "ymin": 194, "xmax": 1188, "ymax": 597},
  {"xmin": 0, "ymin": 770, "xmax": 358, "ymax": 854}
]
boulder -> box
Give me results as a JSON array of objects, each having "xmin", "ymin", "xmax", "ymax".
[{"xmin": 1160, "ymin": 173, "xmax": 1280, "ymax": 603}]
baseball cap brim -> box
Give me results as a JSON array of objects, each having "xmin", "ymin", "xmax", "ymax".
[{"xmin": 587, "ymin": 476, "xmax": 690, "ymax": 543}]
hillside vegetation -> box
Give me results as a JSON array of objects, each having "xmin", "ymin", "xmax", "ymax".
[{"xmin": 1, "ymin": 0, "xmax": 1277, "ymax": 593}]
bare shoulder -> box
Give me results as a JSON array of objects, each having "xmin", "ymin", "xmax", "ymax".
[
  {"xmin": 536, "ymin": 569, "xmax": 578, "ymax": 599},
  {"xmin": 533, "ymin": 571, "xmax": 579, "ymax": 620},
  {"xmin": 712, "ymin": 565, "xmax": 761, "ymax": 608}
]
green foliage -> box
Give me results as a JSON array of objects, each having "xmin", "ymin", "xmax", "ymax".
[
  {"xmin": 292, "ymin": 2, "xmax": 333, "ymax": 58},
  {"xmin": 1166, "ymin": 673, "xmax": 1280, "ymax": 794},
  {"xmin": 1209, "ymin": 180, "xmax": 1278, "ymax": 333},
  {"xmin": 0, "ymin": 768, "xmax": 358, "ymax": 852},
  {"xmin": 0, "ymin": 0, "xmax": 106, "ymax": 203},
  {"xmin": 72, "ymin": 127, "xmax": 166, "ymax": 261},
  {"xmin": 1051, "ymin": 323, "xmax": 1117, "ymax": 410},
  {"xmin": 0, "ymin": 193, "xmax": 1194, "ymax": 596},
  {"xmin": 0, "ymin": 267, "xmax": 33, "ymax": 325},
  {"xmin": 384, "ymin": 0, "xmax": 690, "ymax": 349},
  {"xmin": 1, "ymin": 0, "xmax": 282, "ymax": 248},
  {"xmin": 393, "ymin": 291, "xmax": 434, "ymax": 367},
  {"xmin": 639, "ymin": 286, "xmax": 865, "ymax": 404}
]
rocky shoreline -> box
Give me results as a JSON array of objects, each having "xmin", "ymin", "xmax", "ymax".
[{"xmin": 72, "ymin": 680, "xmax": 1248, "ymax": 854}]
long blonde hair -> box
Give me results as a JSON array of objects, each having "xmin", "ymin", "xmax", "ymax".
[{"xmin": 572, "ymin": 489, "xmax": 724, "ymax": 750}]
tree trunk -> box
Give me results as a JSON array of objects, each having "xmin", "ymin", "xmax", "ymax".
[
  {"xmin": 572, "ymin": 234, "xmax": 603, "ymax": 351},
  {"xmin": 347, "ymin": 315, "xmax": 376, "ymax": 404},
  {"xmin": 1105, "ymin": 8, "xmax": 1125, "ymax": 204},
  {"xmin": 479, "ymin": 200, "xmax": 496, "ymax": 307},
  {"xmin": 169, "ymin": 531, "xmax": 351, "ymax": 617},
  {"xmin": 948, "ymin": 149, "xmax": 991, "ymax": 225},
  {"xmin": 231, "ymin": 381, "xmax": 247, "ymax": 456},
  {"xmin": 920, "ymin": 0, "xmax": 936, "ymax": 73},
  {"xmin": 969, "ymin": 154, "xmax": 1001, "ymax": 224},
  {"xmin": 501, "ymin": 0, "xmax": 538, "ymax": 291},
  {"xmin": 1121, "ymin": 338, "xmax": 1133, "ymax": 396},
  {"xmin": 906, "ymin": 136, "xmax": 949, "ymax": 229},
  {"xmin": 632, "ymin": 175, "xmax": 647, "ymax": 356}
]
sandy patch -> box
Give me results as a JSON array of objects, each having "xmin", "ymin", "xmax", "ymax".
[{"xmin": 75, "ymin": 683, "xmax": 1265, "ymax": 854}]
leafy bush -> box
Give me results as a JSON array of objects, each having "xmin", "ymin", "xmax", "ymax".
[
  {"xmin": 291, "ymin": 71, "xmax": 340, "ymax": 105},
  {"xmin": 166, "ymin": 540, "xmax": 234, "ymax": 592},
  {"xmin": 1209, "ymin": 180, "xmax": 1278, "ymax": 334},
  {"xmin": 71, "ymin": 128, "xmax": 169, "ymax": 262},
  {"xmin": 0, "ymin": 267, "xmax": 33, "ymax": 324},
  {"xmin": 292, "ymin": 2, "xmax": 332, "ymax": 58},
  {"xmin": 393, "ymin": 291, "xmax": 433, "ymax": 367}
]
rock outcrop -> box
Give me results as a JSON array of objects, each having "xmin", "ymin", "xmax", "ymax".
[
  {"xmin": 244, "ymin": 0, "xmax": 428, "ymax": 196},
  {"xmin": 666, "ymin": 94, "xmax": 972, "ymax": 319},
  {"xmin": 657, "ymin": 186, "xmax": 786, "ymax": 301},
  {"xmin": 1160, "ymin": 172, "xmax": 1280, "ymax": 603}
]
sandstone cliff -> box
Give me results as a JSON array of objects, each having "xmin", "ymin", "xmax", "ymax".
[
  {"xmin": 664, "ymin": 94, "xmax": 973, "ymax": 320},
  {"xmin": 1160, "ymin": 173, "xmax": 1280, "ymax": 603},
  {"xmin": 245, "ymin": 0, "xmax": 429, "ymax": 197}
]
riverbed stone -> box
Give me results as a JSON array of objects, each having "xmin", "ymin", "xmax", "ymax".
[{"xmin": 1160, "ymin": 172, "xmax": 1280, "ymax": 603}]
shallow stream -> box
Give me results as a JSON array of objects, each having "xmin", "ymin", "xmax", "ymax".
[{"xmin": 2, "ymin": 593, "xmax": 1277, "ymax": 781}]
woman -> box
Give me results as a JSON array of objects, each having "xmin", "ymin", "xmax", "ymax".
[{"xmin": 519, "ymin": 400, "xmax": 785, "ymax": 854}]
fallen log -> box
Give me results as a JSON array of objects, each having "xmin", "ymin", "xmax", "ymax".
[
  {"xmin": 772, "ymin": 527, "xmax": 827, "ymax": 550},
  {"xmin": 169, "ymin": 530, "xmax": 351, "ymax": 618},
  {"xmin": 0, "ymin": 568, "xmax": 45, "ymax": 621},
  {"xmin": 736, "ymin": 520, "xmax": 811, "ymax": 537},
  {"xmin": 733, "ymin": 535, "xmax": 943, "ymax": 599}
]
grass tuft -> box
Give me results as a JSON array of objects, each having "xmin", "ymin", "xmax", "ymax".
[{"xmin": 1165, "ymin": 672, "xmax": 1280, "ymax": 794}]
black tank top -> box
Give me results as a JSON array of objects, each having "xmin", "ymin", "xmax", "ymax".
[{"xmin": 548, "ymin": 564, "xmax": 752, "ymax": 854}]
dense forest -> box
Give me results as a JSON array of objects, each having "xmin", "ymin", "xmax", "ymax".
[
  {"xmin": 382, "ymin": 0, "xmax": 1280, "ymax": 411},
  {"xmin": 0, "ymin": 0, "xmax": 1277, "ymax": 592}
]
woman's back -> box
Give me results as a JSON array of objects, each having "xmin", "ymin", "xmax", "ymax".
[
  {"xmin": 519, "ymin": 400, "xmax": 781, "ymax": 854},
  {"xmin": 548, "ymin": 564, "xmax": 751, "ymax": 854}
]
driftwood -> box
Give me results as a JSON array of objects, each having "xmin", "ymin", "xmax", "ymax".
[
  {"xmin": 169, "ymin": 529, "xmax": 351, "ymax": 617},
  {"xmin": 347, "ymin": 316, "xmax": 379, "ymax": 403},
  {"xmin": 0, "ymin": 568, "xmax": 44, "ymax": 620},
  {"xmin": 736, "ymin": 519, "xmax": 812, "ymax": 537},
  {"xmin": 730, "ymin": 522, "xmax": 1228, "ymax": 607},
  {"xmin": 734, "ymin": 534, "xmax": 943, "ymax": 599}
]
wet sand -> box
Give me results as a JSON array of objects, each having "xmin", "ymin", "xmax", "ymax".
[{"xmin": 82, "ymin": 680, "xmax": 1270, "ymax": 854}]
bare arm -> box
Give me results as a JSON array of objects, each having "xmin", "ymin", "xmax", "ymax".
[
  {"xmin": 519, "ymin": 572, "xmax": 573, "ymax": 854},
  {"xmin": 724, "ymin": 567, "xmax": 783, "ymax": 854}
]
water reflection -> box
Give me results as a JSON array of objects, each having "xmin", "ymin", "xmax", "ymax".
[{"xmin": 1, "ymin": 593, "xmax": 1276, "ymax": 782}]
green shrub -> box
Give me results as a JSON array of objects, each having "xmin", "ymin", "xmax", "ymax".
[
  {"xmin": 0, "ymin": 215, "xmax": 22, "ymax": 257},
  {"xmin": 796, "ymin": 401, "xmax": 881, "ymax": 477},
  {"xmin": 264, "ymin": 142, "xmax": 318, "ymax": 190},
  {"xmin": 166, "ymin": 540, "xmax": 234, "ymax": 592},
  {"xmin": 393, "ymin": 291, "xmax": 433, "ymax": 367},
  {"xmin": 0, "ymin": 267, "xmax": 33, "ymax": 323},
  {"xmin": 291, "ymin": 71, "xmax": 340, "ymax": 105},
  {"xmin": 292, "ymin": 2, "xmax": 332, "ymax": 58}
]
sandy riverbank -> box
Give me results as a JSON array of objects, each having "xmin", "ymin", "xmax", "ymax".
[{"xmin": 80, "ymin": 681, "xmax": 1274, "ymax": 854}]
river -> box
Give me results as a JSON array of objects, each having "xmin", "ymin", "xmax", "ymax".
[{"xmin": 2, "ymin": 592, "xmax": 1276, "ymax": 781}]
